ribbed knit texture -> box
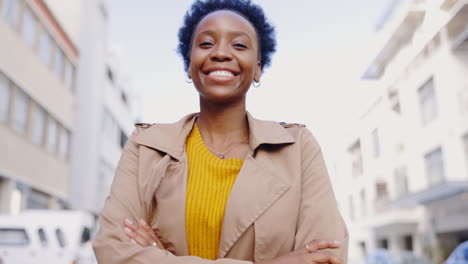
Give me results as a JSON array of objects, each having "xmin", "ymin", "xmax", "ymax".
[{"xmin": 185, "ymin": 124, "xmax": 244, "ymax": 260}]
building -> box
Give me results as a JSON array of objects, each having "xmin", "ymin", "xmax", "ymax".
[
  {"xmin": 0, "ymin": 0, "xmax": 77, "ymax": 213},
  {"xmin": 338, "ymin": 0, "xmax": 468, "ymax": 263},
  {"xmin": 0, "ymin": 0, "xmax": 139, "ymax": 217}
]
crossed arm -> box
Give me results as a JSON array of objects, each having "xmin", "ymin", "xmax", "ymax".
[{"xmin": 123, "ymin": 218, "xmax": 344, "ymax": 264}]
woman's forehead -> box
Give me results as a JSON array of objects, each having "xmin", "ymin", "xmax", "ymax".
[{"xmin": 193, "ymin": 10, "xmax": 257, "ymax": 39}]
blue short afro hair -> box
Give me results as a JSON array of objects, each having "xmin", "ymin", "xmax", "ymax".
[{"xmin": 177, "ymin": 0, "xmax": 276, "ymax": 73}]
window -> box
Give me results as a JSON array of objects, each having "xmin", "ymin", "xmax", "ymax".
[
  {"xmin": 53, "ymin": 48, "xmax": 64, "ymax": 80},
  {"xmin": 372, "ymin": 128, "xmax": 380, "ymax": 158},
  {"xmin": 395, "ymin": 166, "xmax": 409, "ymax": 197},
  {"xmin": 38, "ymin": 28, "xmax": 53, "ymax": 66},
  {"xmin": 425, "ymin": 147, "xmax": 445, "ymax": 186},
  {"xmin": 12, "ymin": 88, "xmax": 29, "ymax": 135},
  {"xmin": 378, "ymin": 238, "xmax": 389, "ymax": 249},
  {"xmin": 375, "ymin": 182, "xmax": 388, "ymax": 200},
  {"xmin": 107, "ymin": 66, "xmax": 114, "ymax": 83},
  {"xmin": 58, "ymin": 128, "xmax": 69, "ymax": 160},
  {"xmin": 0, "ymin": 228, "xmax": 29, "ymax": 246},
  {"xmin": 55, "ymin": 228, "xmax": 66, "ymax": 248},
  {"xmin": 2, "ymin": 0, "xmax": 20, "ymax": 28},
  {"xmin": 46, "ymin": 118, "xmax": 57, "ymax": 153},
  {"xmin": 30, "ymin": 104, "xmax": 45, "ymax": 145},
  {"xmin": 26, "ymin": 189, "xmax": 49, "ymax": 209},
  {"xmin": 0, "ymin": 73, "xmax": 11, "ymax": 123},
  {"xmin": 403, "ymin": 235, "xmax": 413, "ymax": 251},
  {"xmin": 120, "ymin": 130, "xmax": 128, "ymax": 149},
  {"xmin": 21, "ymin": 7, "xmax": 37, "ymax": 48},
  {"xmin": 350, "ymin": 140, "xmax": 363, "ymax": 177},
  {"xmin": 63, "ymin": 60, "xmax": 75, "ymax": 90},
  {"xmin": 419, "ymin": 78, "xmax": 438, "ymax": 124},
  {"xmin": 81, "ymin": 227, "xmax": 91, "ymax": 244},
  {"xmin": 37, "ymin": 228, "xmax": 48, "ymax": 247}
]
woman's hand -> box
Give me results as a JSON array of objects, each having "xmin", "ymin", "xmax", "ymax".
[
  {"xmin": 123, "ymin": 218, "xmax": 165, "ymax": 248},
  {"xmin": 255, "ymin": 240, "xmax": 342, "ymax": 264}
]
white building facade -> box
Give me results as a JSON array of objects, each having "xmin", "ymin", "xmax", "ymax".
[{"xmin": 338, "ymin": 0, "xmax": 468, "ymax": 263}]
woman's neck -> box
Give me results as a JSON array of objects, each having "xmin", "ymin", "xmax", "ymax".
[{"xmin": 196, "ymin": 99, "xmax": 249, "ymax": 148}]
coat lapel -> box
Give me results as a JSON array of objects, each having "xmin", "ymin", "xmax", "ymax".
[
  {"xmin": 218, "ymin": 114, "xmax": 296, "ymax": 258},
  {"xmin": 218, "ymin": 155, "xmax": 291, "ymax": 258}
]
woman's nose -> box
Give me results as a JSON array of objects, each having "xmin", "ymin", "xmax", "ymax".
[{"xmin": 210, "ymin": 43, "xmax": 232, "ymax": 62}]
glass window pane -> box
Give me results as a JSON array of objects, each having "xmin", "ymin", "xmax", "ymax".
[
  {"xmin": 0, "ymin": 73, "xmax": 11, "ymax": 123},
  {"xmin": 2, "ymin": 0, "xmax": 20, "ymax": 28},
  {"xmin": 26, "ymin": 189, "xmax": 49, "ymax": 209},
  {"xmin": 55, "ymin": 228, "xmax": 66, "ymax": 248},
  {"xmin": 31, "ymin": 105, "xmax": 45, "ymax": 145},
  {"xmin": 58, "ymin": 128, "xmax": 69, "ymax": 160},
  {"xmin": 12, "ymin": 88, "xmax": 29, "ymax": 135},
  {"xmin": 425, "ymin": 147, "xmax": 445, "ymax": 186},
  {"xmin": 21, "ymin": 7, "xmax": 36, "ymax": 48},
  {"xmin": 54, "ymin": 48, "xmax": 64, "ymax": 81},
  {"xmin": 46, "ymin": 118, "xmax": 57, "ymax": 153},
  {"xmin": 38, "ymin": 228, "xmax": 48, "ymax": 247},
  {"xmin": 38, "ymin": 28, "xmax": 52, "ymax": 66},
  {"xmin": 419, "ymin": 79, "xmax": 438, "ymax": 124},
  {"xmin": 63, "ymin": 60, "xmax": 75, "ymax": 90},
  {"xmin": 0, "ymin": 228, "xmax": 29, "ymax": 246}
]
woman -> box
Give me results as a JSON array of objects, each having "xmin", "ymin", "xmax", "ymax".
[{"xmin": 92, "ymin": 0, "xmax": 349, "ymax": 263}]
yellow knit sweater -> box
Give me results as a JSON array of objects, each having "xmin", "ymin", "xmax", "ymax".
[{"xmin": 185, "ymin": 124, "xmax": 244, "ymax": 260}]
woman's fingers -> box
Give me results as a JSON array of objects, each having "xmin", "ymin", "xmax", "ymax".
[
  {"xmin": 138, "ymin": 219, "xmax": 165, "ymax": 248},
  {"xmin": 304, "ymin": 239, "xmax": 340, "ymax": 253},
  {"xmin": 124, "ymin": 218, "xmax": 159, "ymax": 248},
  {"xmin": 305, "ymin": 251, "xmax": 342, "ymax": 264}
]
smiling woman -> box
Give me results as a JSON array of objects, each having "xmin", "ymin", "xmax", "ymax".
[{"xmin": 92, "ymin": 0, "xmax": 348, "ymax": 264}]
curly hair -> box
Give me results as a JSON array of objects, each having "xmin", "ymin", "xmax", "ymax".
[{"xmin": 177, "ymin": 0, "xmax": 276, "ymax": 72}]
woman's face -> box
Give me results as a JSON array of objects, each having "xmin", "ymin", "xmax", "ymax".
[{"xmin": 188, "ymin": 10, "xmax": 261, "ymax": 104}]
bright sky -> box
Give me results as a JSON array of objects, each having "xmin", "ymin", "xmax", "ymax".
[{"xmin": 108, "ymin": 0, "xmax": 392, "ymax": 154}]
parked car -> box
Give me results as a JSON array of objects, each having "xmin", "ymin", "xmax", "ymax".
[
  {"xmin": 0, "ymin": 210, "xmax": 97, "ymax": 264},
  {"xmin": 365, "ymin": 248, "xmax": 428, "ymax": 264},
  {"xmin": 445, "ymin": 241, "xmax": 468, "ymax": 264}
]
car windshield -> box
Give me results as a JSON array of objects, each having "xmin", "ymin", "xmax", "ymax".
[{"xmin": 0, "ymin": 228, "xmax": 30, "ymax": 246}]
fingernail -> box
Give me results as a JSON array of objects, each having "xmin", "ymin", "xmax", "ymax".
[
  {"xmin": 124, "ymin": 227, "xmax": 133, "ymax": 234},
  {"xmin": 125, "ymin": 219, "xmax": 133, "ymax": 225},
  {"xmin": 130, "ymin": 239, "xmax": 136, "ymax": 244},
  {"xmin": 139, "ymin": 219, "xmax": 147, "ymax": 226}
]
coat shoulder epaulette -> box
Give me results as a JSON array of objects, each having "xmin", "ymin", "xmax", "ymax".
[
  {"xmin": 278, "ymin": 122, "xmax": 306, "ymax": 128},
  {"xmin": 134, "ymin": 122, "xmax": 155, "ymax": 128}
]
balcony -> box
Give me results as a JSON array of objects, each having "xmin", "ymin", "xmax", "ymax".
[
  {"xmin": 446, "ymin": 4, "xmax": 468, "ymax": 49},
  {"xmin": 363, "ymin": 3, "xmax": 426, "ymax": 79}
]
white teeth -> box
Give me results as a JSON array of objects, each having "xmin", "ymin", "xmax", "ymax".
[{"xmin": 209, "ymin": 70, "xmax": 234, "ymax": 77}]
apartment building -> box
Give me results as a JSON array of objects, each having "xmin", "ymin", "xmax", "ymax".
[
  {"xmin": 0, "ymin": 0, "xmax": 139, "ymax": 217},
  {"xmin": 0, "ymin": 0, "xmax": 77, "ymax": 213},
  {"xmin": 338, "ymin": 0, "xmax": 468, "ymax": 263}
]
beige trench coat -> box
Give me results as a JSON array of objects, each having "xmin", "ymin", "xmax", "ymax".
[{"xmin": 93, "ymin": 113, "xmax": 348, "ymax": 264}]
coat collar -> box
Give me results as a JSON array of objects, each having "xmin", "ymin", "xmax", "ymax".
[{"xmin": 134, "ymin": 112, "xmax": 295, "ymax": 160}]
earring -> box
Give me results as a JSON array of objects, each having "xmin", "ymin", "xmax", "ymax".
[
  {"xmin": 185, "ymin": 76, "xmax": 192, "ymax": 83},
  {"xmin": 253, "ymin": 80, "xmax": 261, "ymax": 87}
]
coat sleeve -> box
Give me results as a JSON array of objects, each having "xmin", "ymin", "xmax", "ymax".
[
  {"xmin": 92, "ymin": 128, "xmax": 253, "ymax": 264},
  {"xmin": 293, "ymin": 128, "xmax": 349, "ymax": 262}
]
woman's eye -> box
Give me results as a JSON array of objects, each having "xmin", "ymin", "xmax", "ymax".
[
  {"xmin": 199, "ymin": 42, "xmax": 213, "ymax": 47},
  {"xmin": 234, "ymin": 43, "xmax": 247, "ymax": 49}
]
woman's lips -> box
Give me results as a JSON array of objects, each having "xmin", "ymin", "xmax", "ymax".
[{"xmin": 205, "ymin": 70, "xmax": 237, "ymax": 83}]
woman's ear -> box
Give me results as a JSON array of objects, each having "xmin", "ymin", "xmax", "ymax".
[{"xmin": 254, "ymin": 61, "xmax": 261, "ymax": 82}]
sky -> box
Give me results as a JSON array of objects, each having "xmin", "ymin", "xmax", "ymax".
[{"xmin": 108, "ymin": 0, "xmax": 394, "ymax": 154}]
